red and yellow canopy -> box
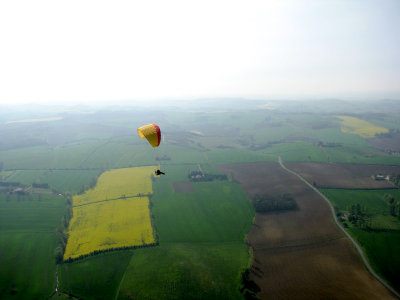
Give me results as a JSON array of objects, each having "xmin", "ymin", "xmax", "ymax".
[{"xmin": 137, "ymin": 124, "xmax": 161, "ymax": 147}]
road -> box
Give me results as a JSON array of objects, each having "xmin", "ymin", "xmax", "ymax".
[{"xmin": 278, "ymin": 156, "xmax": 400, "ymax": 299}]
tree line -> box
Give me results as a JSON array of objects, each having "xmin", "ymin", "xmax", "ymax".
[
  {"xmin": 239, "ymin": 268, "xmax": 260, "ymax": 300},
  {"xmin": 77, "ymin": 177, "xmax": 98, "ymax": 195},
  {"xmin": 252, "ymin": 194, "xmax": 297, "ymax": 213},
  {"xmin": 384, "ymin": 193, "xmax": 400, "ymax": 218},
  {"xmin": 391, "ymin": 175, "xmax": 400, "ymax": 187},
  {"xmin": 55, "ymin": 195, "xmax": 73, "ymax": 264},
  {"xmin": 63, "ymin": 242, "xmax": 159, "ymax": 264},
  {"xmin": 336, "ymin": 194, "xmax": 400, "ymax": 231}
]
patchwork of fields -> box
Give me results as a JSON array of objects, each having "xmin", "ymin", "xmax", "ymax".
[
  {"xmin": 217, "ymin": 162, "xmax": 396, "ymax": 299},
  {"xmin": 321, "ymin": 188, "xmax": 400, "ymax": 291},
  {"xmin": 60, "ymin": 164, "xmax": 254, "ymax": 299},
  {"xmin": 2, "ymin": 105, "xmax": 400, "ymax": 299},
  {"xmin": 286, "ymin": 162, "xmax": 400, "ymax": 189},
  {"xmin": 64, "ymin": 166, "xmax": 156, "ymax": 260},
  {"xmin": 0, "ymin": 194, "xmax": 66, "ymax": 299}
]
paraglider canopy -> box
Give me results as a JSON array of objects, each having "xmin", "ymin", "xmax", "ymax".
[{"xmin": 137, "ymin": 124, "xmax": 161, "ymax": 147}]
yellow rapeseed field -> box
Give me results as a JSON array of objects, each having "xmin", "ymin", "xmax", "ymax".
[
  {"xmin": 64, "ymin": 166, "xmax": 156, "ymax": 260},
  {"xmin": 74, "ymin": 166, "xmax": 155, "ymax": 206},
  {"xmin": 64, "ymin": 197, "xmax": 154, "ymax": 259},
  {"xmin": 336, "ymin": 115, "xmax": 388, "ymax": 138}
]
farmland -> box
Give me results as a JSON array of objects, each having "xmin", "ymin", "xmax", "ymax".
[
  {"xmin": 337, "ymin": 115, "xmax": 389, "ymax": 138},
  {"xmin": 320, "ymin": 189, "xmax": 400, "ymax": 291},
  {"xmin": 64, "ymin": 197, "xmax": 154, "ymax": 260},
  {"xmin": 217, "ymin": 162, "xmax": 396, "ymax": 299},
  {"xmin": 0, "ymin": 193, "xmax": 66, "ymax": 299},
  {"xmin": 73, "ymin": 167, "xmax": 154, "ymax": 206},
  {"xmin": 115, "ymin": 164, "xmax": 254, "ymax": 299},
  {"xmin": 59, "ymin": 164, "xmax": 254, "ymax": 299},
  {"xmin": 64, "ymin": 167, "xmax": 156, "ymax": 260},
  {"xmin": 59, "ymin": 251, "xmax": 133, "ymax": 300},
  {"xmin": 1, "ymin": 100, "xmax": 400, "ymax": 299},
  {"xmin": 286, "ymin": 162, "xmax": 400, "ymax": 189}
]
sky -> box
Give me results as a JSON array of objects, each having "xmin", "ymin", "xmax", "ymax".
[{"xmin": 0, "ymin": 0, "xmax": 399, "ymax": 104}]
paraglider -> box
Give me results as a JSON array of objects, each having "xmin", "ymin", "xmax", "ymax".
[
  {"xmin": 137, "ymin": 124, "xmax": 161, "ymax": 148},
  {"xmin": 137, "ymin": 124, "xmax": 165, "ymax": 175}
]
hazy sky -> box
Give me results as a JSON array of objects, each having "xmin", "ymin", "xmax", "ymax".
[{"xmin": 0, "ymin": 0, "xmax": 399, "ymax": 104}]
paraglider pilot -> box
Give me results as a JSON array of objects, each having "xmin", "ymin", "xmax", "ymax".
[
  {"xmin": 137, "ymin": 124, "xmax": 165, "ymax": 176},
  {"xmin": 155, "ymin": 169, "xmax": 165, "ymax": 176}
]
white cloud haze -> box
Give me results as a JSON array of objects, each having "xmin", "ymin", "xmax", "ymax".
[{"xmin": 0, "ymin": 0, "xmax": 399, "ymax": 104}]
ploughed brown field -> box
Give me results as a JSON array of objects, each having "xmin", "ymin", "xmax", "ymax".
[
  {"xmin": 173, "ymin": 181, "xmax": 194, "ymax": 193},
  {"xmin": 217, "ymin": 162, "xmax": 395, "ymax": 300},
  {"xmin": 285, "ymin": 162, "xmax": 400, "ymax": 189},
  {"xmin": 369, "ymin": 133, "xmax": 400, "ymax": 151}
]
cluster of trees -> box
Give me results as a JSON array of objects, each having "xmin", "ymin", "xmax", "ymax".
[
  {"xmin": 188, "ymin": 171, "xmax": 228, "ymax": 182},
  {"xmin": 345, "ymin": 204, "xmax": 368, "ymax": 228},
  {"xmin": 384, "ymin": 194, "xmax": 400, "ymax": 217},
  {"xmin": 0, "ymin": 182, "xmax": 26, "ymax": 195},
  {"xmin": 63, "ymin": 241, "xmax": 159, "ymax": 264},
  {"xmin": 391, "ymin": 175, "xmax": 400, "ymax": 187},
  {"xmin": 252, "ymin": 194, "xmax": 297, "ymax": 213},
  {"xmin": 77, "ymin": 177, "xmax": 98, "ymax": 195},
  {"xmin": 55, "ymin": 195, "xmax": 73, "ymax": 264},
  {"xmin": 0, "ymin": 181, "xmax": 21, "ymax": 187},
  {"xmin": 239, "ymin": 268, "xmax": 260, "ymax": 300}
]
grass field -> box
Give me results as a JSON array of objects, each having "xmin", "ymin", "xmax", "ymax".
[
  {"xmin": 320, "ymin": 189, "xmax": 400, "ymax": 215},
  {"xmin": 39, "ymin": 170, "xmax": 102, "ymax": 194},
  {"xmin": 337, "ymin": 115, "xmax": 389, "ymax": 138},
  {"xmin": 0, "ymin": 171, "xmax": 15, "ymax": 180},
  {"xmin": 0, "ymin": 233, "xmax": 58, "ymax": 299},
  {"xmin": 0, "ymin": 193, "xmax": 66, "ymax": 299},
  {"xmin": 320, "ymin": 189, "xmax": 400, "ymax": 292},
  {"xmin": 118, "ymin": 243, "xmax": 249, "ymax": 300},
  {"xmin": 349, "ymin": 229, "xmax": 400, "ymax": 292},
  {"xmin": 2, "ymin": 169, "xmax": 101, "ymax": 194},
  {"xmin": 0, "ymin": 194, "xmax": 66, "ymax": 231},
  {"xmin": 0, "ymin": 142, "xmax": 102, "ymax": 169},
  {"xmin": 151, "ymin": 165, "xmax": 254, "ymax": 243},
  {"xmin": 262, "ymin": 142, "xmax": 328, "ymax": 162},
  {"xmin": 59, "ymin": 251, "xmax": 133, "ymax": 300}
]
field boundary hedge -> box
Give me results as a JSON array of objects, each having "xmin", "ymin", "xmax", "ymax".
[{"xmin": 63, "ymin": 242, "xmax": 159, "ymax": 264}]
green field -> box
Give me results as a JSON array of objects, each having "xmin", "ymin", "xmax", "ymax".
[
  {"xmin": 321, "ymin": 189, "xmax": 400, "ymax": 291},
  {"xmin": 2, "ymin": 103, "xmax": 400, "ymax": 299},
  {"xmin": 348, "ymin": 229, "xmax": 400, "ymax": 290},
  {"xmin": 5, "ymin": 170, "xmax": 45, "ymax": 185},
  {"xmin": 58, "ymin": 164, "xmax": 254, "ymax": 299},
  {"xmin": 118, "ymin": 243, "xmax": 249, "ymax": 300},
  {"xmin": 0, "ymin": 194, "xmax": 66, "ymax": 299},
  {"xmin": 59, "ymin": 251, "xmax": 133, "ymax": 300}
]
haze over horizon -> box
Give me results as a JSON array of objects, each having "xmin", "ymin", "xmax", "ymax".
[{"xmin": 1, "ymin": 0, "xmax": 399, "ymax": 105}]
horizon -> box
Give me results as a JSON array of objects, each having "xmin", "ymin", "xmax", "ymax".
[{"xmin": 1, "ymin": 0, "xmax": 400, "ymax": 105}]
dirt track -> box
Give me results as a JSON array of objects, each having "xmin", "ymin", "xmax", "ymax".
[{"xmin": 217, "ymin": 162, "xmax": 397, "ymax": 300}]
